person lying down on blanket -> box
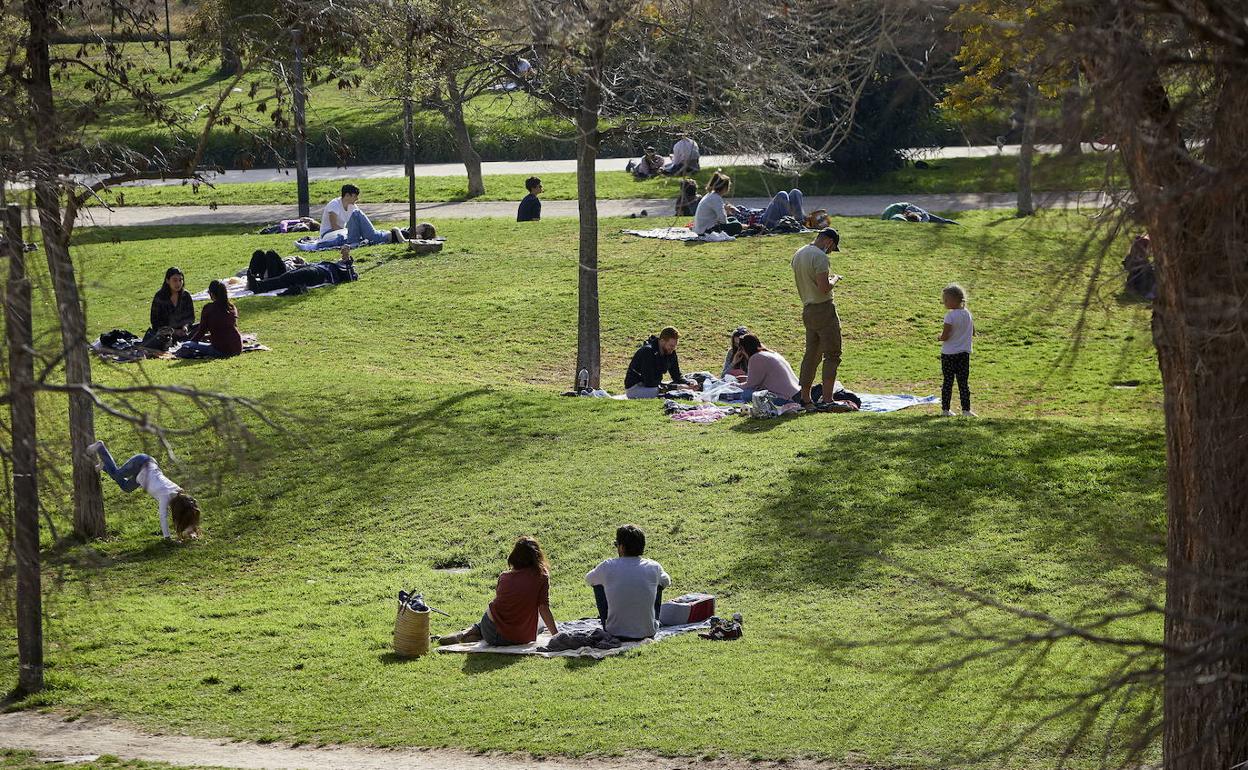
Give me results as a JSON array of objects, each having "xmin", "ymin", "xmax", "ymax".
[{"xmin": 247, "ymin": 247, "xmax": 359, "ymax": 294}]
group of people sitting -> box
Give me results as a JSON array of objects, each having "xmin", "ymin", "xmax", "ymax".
[
  {"xmin": 627, "ymin": 135, "xmax": 702, "ymax": 180},
  {"xmin": 624, "ymin": 227, "xmax": 846, "ymax": 408},
  {"xmin": 690, "ymin": 171, "xmax": 821, "ymax": 236},
  {"xmin": 438, "ymin": 525, "xmax": 671, "ymax": 647},
  {"xmin": 142, "ymin": 267, "xmax": 242, "ymax": 358}
]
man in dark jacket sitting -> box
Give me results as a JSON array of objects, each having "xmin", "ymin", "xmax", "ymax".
[
  {"xmin": 246, "ymin": 247, "xmax": 359, "ymax": 294},
  {"xmin": 624, "ymin": 326, "xmax": 685, "ymax": 398}
]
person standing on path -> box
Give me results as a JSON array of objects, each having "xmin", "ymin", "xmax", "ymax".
[{"xmin": 790, "ymin": 228, "xmax": 843, "ymax": 407}]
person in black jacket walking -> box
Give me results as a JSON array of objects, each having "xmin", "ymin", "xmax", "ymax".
[
  {"xmin": 141, "ymin": 266, "xmax": 196, "ymax": 350},
  {"xmin": 624, "ymin": 326, "xmax": 685, "ymax": 398}
]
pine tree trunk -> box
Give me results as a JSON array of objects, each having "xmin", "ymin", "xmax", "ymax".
[
  {"xmin": 574, "ymin": 55, "xmax": 603, "ymax": 390},
  {"xmin": 1058, "ymin": 67, "xmax": 1083, "ymax": 156},
  {"xmin": 6, "ymin": 204, "xmax": 43, "ymax": 695},
  {"xmin": 24, "ymin": 0, "xmax": 107, "ymax": 539},
  {"xmin": 1016, "ymin": 81, "xmax": 1038, "ymax": 216}
]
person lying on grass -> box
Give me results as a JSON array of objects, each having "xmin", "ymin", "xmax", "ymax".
[
  {"xmin": 87, "ymin": 441, "xmax": 201, "ymax": 541},
  {"xmin": 624, "ymin": 326, "xmax": 688, "ymax": 398},
  {"xmin": 141, "ymin": 266, "xmax": 196, "ymax": 351},
  {"xmin": 880, "ymin": 202, "xmax": 958, "ymax": 225},
  {"xmin": 586, "ymin": 525, "xmax": 671, "ymax": 640},
  {"xmin": 246, "ymin": 247, "xmax": 358, "ymax": 294},
  {"xmin": 439, "ymin": 537, "xmax": 559, "ymax": 646},
  {"xmin": 176, "ymin": 280, "xmax": 242, "ymax": 359}
]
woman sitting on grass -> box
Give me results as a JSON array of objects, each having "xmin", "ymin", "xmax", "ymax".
[
  {"xmin": 739, "ymin": 333, "xmax": 801, "ymax": 403},
  {"xmin": 722, "ymin": 325, "xmax": 750, "ymax": 378},
  {"xmin": 693, "ymin": 171, "xmax": 743, "ymax": 236},
  {"xmin": 176, "ymin": 280, "xmax": 243, "ymax": 358},
  {"xmin": 141, "ymin": 266, "xmax": 196, "ymax": 350},
  {"xmin": 439, "ymin": 537, "xmax": 559, "ymax": 646}
]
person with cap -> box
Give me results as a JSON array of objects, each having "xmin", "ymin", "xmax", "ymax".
[
  {"xmin": 790, "ymin": 227, "xmax": 844, "ymax": 407},
  {"xmin": 630, "ymin": 146, "xmax": 668, "ymax": 179},
  {"xmin": 722, "ymin": 325, "xmax": 751, "ymax": 378}
]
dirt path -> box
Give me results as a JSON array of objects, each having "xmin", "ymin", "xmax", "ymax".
[{"xmin": 0, "ymin": 711, "xmax": 869, "ymax": 770}]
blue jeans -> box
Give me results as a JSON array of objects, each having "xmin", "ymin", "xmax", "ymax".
[
  {"xmin": 174, "ymin": 341, "xmax": 227, "ymax": 359},
  {"xmin": 97, "ymin": 443, "xmax": 150, "ymax": 493},
  {"xmin": 761, "ymin": 189, "xmax": 805, "ymax": 228},
  {"xmin": 320, "ymin": 209, "xmax": 389, "ymax": 247}
]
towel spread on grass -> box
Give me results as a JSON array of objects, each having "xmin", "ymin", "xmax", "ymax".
[
  {"xmin": 191, "ymin": 276, "xmax": 284, "ymax": 301},
  {"xmin": 436, "ymin": 617, "xmax": 711, "ymax": 659},
  {"xmin": 621, "ymin": 226, "xmax": 709, "ymax": 241},
  {"xmin": 92, "ymin": 333, "xmax": 269, "ymax": 363},
  {"xmin": 857, "ymin": 393, "xmax": 939, "ymax": 412}
]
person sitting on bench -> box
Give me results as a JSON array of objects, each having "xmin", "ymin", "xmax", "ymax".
[
  {"xmin": 247, "ymin": 248, "xmax": 358, "ymax": 294},
  {"xmin": 585, "ymin": 525, "xmax": 670, "ymax": 640}
]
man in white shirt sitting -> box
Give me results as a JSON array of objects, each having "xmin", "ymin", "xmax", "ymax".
[
  {"xmin": 317, "ymin": 183, "xmax": 402, "ymax": 247},
  {"xmin": 585, "ymin": 525, "xmax": 672, "ymax": 640},
  {"xmin": 662, "ymin": 134, "xmax": 700, "ymax": 176}
]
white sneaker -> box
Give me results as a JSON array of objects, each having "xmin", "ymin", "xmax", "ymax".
[
  {"xmin": 961, "ymin": 410, "xmax": 978, "ymax": 417},
  {"xmin": 940, "ymin": 410, "xmax": 954, "ymax": 417},
  {"xmin": 85, "ymin": 440, "xmax": 104, "ymax": 469}
]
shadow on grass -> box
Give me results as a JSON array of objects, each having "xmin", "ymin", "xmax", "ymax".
[
  {"xmin": 461, "ymin": 653, "xmax": 524, "ymax": 675},
  {"xmin": 735, "ymin": 415, "xmax": 1164, "ymax": 593}
]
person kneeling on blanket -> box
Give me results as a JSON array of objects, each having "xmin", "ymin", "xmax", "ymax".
[
  {"xmin": 439, "ymin": 537, "xmax": 559, "ymax": 646},
  {"xmin": 586, "ymin": 525, "xmax": 671, "ymax": 641},
  {"xmin": 247, "ymin": 247, "xmax": 358, "ymax": 294},
  {"xmin": 624, "ymin": 326, "xmax": 688, "ymax": 398}
]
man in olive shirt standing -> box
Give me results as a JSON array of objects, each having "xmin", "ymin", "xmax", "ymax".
[{"xmin": 791, "ymin": 228, "xmax": 843, "ymax": 406}]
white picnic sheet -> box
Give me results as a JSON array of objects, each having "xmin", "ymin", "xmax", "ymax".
[
  {"xmin": 621, "ymin": 227, "xmax": 726, "ymax": 241},
  {"xmin": 191, "ymin": 275, "xmax": 284, "ymax": 301},
  {"xmin": 858, "ymin": 394, "xmax": 939, "ymax": 412},
  {"xmin": 436, "ymin": 618, "xmax": 711, "ymax": 659}
]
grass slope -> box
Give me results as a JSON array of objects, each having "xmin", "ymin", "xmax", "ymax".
[
  {"xmin": 104, "ymin": 154, "xmax": 1126, "ymax": 208},
  {"xmin": 2, "ymin": 212, "xmax": 1162, "ymax": 767}
]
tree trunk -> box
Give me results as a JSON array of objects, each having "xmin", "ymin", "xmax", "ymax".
[
  {"xmin": 1016, "ymin": 80, "xmax": 1038, "ymax": 216},
  {"xmin": 1083, "ymin": 31, "xmax": 1248, "ymax": 770},
  {"xmin": 442, "ymin": 73, "xmax": 485, "ymax": 198},
  {"xmin": 404, "ymin": 97, "xmax": 416, "ymax": 233},
  {"xmin": 1058, "ymin": 66, "xmax": 1083, "ymax": 156},
  {"xmin": 218, "ymin": 4, "xmax": 240, "ymax": 76},
  {"xmin": 573, "ymin": 58, "xmax": 604, "ymax": 389},
  {"xmin": 24, "ymin": 0, "xmax": 107, "ymax": 539},
  {"xmin": 6, "ymin": 204, "xmax": 42, "ymax": 695}
]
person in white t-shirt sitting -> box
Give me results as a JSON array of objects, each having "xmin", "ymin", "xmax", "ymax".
[
  {"xmin": 316, "ymin": 184, "xmax": 403, "ymax": 248},
  {"xmin": 693, "ymin": 171, "xmax": 743, "ymax": 236},
  {"xmin": 585, "ymin": 525, "xmax": 671, "ymax": 640},
  {"xmin": 661, "ymin": 134, "xmax": 700, "ymax": 175},
  {"xmin": 936, "ymin": 283, "xmax": 976, "ymax": 417},
  {"xmin": 87, "ymin": 441, "xmax": 201, "ymax": 540}
]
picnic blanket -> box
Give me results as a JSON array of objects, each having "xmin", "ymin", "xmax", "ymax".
[
  {"xmin": 92, "ymin": 333, "xmax": 269, "ymax": 363},
  {"xmin": 857, "ymin": 393, "xmax": 939, "ymax": 412},
  {"xmin": 191, "ymin": 275, "xmax": 284, "ymax": 301},
  {"xmin": 436, "ymin": 617, "xmax": 711, "ymax": 659},
  {"xmin": 622, "ymin": 227, "xmax": 715, "ymax": 241}
]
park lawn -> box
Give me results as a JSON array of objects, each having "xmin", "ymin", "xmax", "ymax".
[
  {"xmin": 3, "ymin": 212, "xmax": 1163, "ymax": 768},
  {"xmin": 103, "ymin": 153, "xmax": 1126, "ymax": 207}
]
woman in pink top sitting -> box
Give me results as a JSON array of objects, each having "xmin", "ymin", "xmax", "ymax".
[{"xmin": 739, "ymin": 334, "xmax": 802, "ymax": 403}]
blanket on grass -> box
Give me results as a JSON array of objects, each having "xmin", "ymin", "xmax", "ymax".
[
  {"xmin": 436, "ymin": 617, "xmax": 710, "ymax": 659},
  {"xmin": 92, "ymin": 334, "xmax": 269, "ymax": 363},
  {"xmin": 622, "ymin": 226, "xmax": 814, "ymax": 242},
  {"xmin": 191, "ymin": 275, "xmax": 284, "ymax": 301},
  {"xmin": 858, "ymin": 393, "xmax": 939, "ymax": 412}
]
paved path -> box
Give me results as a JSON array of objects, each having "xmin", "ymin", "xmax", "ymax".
[
  {"xmin": 0, "ymin": 712, "xmax": 851, "ymax": 770},
  {"xmin": 76, "ymin": 143, "xmax": 1098, "ymax": 188},
  {"xmin": 77, "ymin": 191, "xmax": 1115, "ymax": 228}
]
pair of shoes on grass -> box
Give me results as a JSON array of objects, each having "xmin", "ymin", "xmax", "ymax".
[{"xmin": 940, "ymin": 410, "xmax": 978, "ymax": 417}]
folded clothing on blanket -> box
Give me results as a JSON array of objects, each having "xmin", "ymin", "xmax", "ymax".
[
  {"xmin": 435, "ymin": 617, "xmax": 710, "ymax": 659},
  {"xmin": 539, "ymin": 628, "xmax": 621, "ymax": 652}
]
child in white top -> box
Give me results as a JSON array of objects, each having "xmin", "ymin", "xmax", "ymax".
[
  {"xmin": 936, "ymin": 283, "xmax": 976, "ymax": 417},
  {"xmin": 88, "ymin": 441, "xmax": 201, "ymax": 540}
]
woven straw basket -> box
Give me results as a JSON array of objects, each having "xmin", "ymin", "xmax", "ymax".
[{"xmin": 393, "ymin": 604, "xmax": 431, "ymax": 657}]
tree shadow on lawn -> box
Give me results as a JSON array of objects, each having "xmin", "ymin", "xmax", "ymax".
[{"xmin": 734, "ymin": 415, "xmax": 1164, "ymax": 594}]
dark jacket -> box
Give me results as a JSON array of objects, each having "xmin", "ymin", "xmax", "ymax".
[
  {"xmin": 149, "ymin": 289, "xmax": 195, "ymax": 333},
  {"xmin": 517, "ymin": 193, "xmax": 541, "ymax": 222},
  {"xmin": 624, "ymin": 335, "xmax": 682, "ymax": 389},
  {"xmin": 189, "ymin": 301, "xmax": 243, "ymax": 356}
]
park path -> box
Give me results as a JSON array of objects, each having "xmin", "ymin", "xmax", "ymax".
[
  {"xmin": 0, "ymin": 711, "xmax": 861, "ymax": 770},
  {"xmin": 74, "ymin": 191, "xmax": 1114, "ymax": 228},
  {"xmin": 72, "ymin": 143, "xmax": 1089, "ymax": 188}
]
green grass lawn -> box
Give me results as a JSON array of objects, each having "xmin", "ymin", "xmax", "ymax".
[
  {"xmin": 103, "ymin": 153, "xmax": 1125, "ymax": 208},
  {"xmin": 2, "ymin": 211, "xmax": 1162, "ymax": 767}
]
